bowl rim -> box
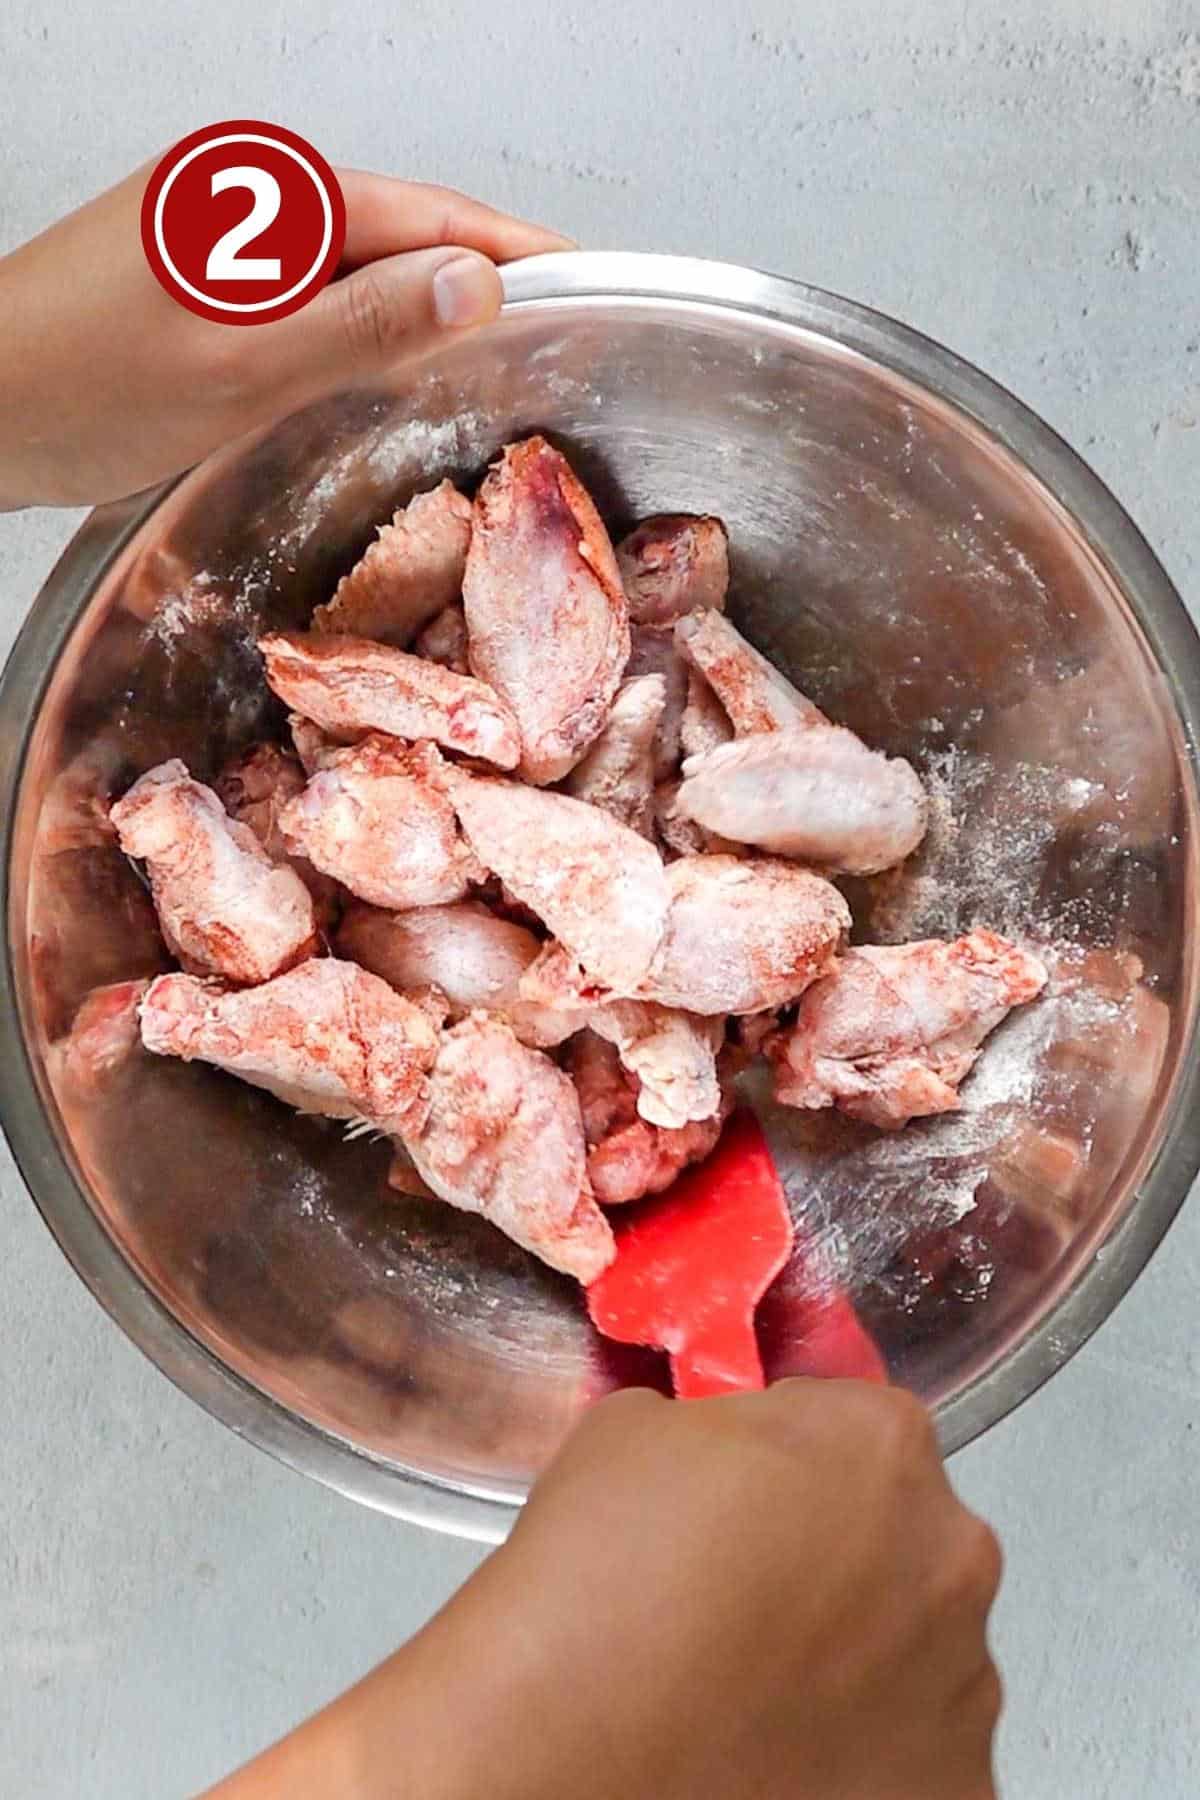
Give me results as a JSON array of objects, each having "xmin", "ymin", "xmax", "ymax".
[{"xmin": 4, "ymin": 250, "xmax": 1199, "ymax": 1542}]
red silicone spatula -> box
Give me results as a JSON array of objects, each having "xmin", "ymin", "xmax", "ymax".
[
  {"xmin": 758, "ymin": 1262, "xmax": 888, "ymax": 1386},
  {"xmin": 587, "ymin": 1109, "xmax": 794, "ymax": 1399}
]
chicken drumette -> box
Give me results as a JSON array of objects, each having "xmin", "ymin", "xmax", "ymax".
[
  {"xmin": 642, "ymin": 854, "xmax": 850, "ymax": 1014},
  {"xmin": 280, "ymin": 737, "xmax": 479, "ymax": 911},
  {"xmin": 140, "ymin": 959, "xmax": 438, "ymax": 1135},
  {"xmin": 619, "ymin": 514, "xmax": 729, "ymax": 782},
  {"xmin": 215, "ymin": 742, "xmax": 339, "ymax": 924},
  {"xmin": 562, "ymin": 674, "xmax": 666, "ymax": 838},
  {"xmin": 397, "ymin": 1014, "xmax": 615, "ymax": 1283},
  {"xmin": 442, "ymin": 767, "xmax": 671, "ymax": 993},
  {"xmin": 674, "ymin": 610, "xmax": 821, "ymax": 735},
  {"xmin": 767, "ymin": 930, "xmax": 1049, "ymax": 1129},
  {"xmin": 335, "ymin": 899, "xmax": 584, "ymax": 1048},
  {"xmin": 567, "ymin": 1030, "xmax": 728, "ymax": 1206},
  {"xmin": 462, "ymin": 436, "xmax": 630, "ymax": 784},
  {"xmin": 110, "ymin": 759, "xmax": 318, "ymax": 985},
  {"xmin": 615, "ymin": 514, "xmax": 729, "ymax": 627},
  {"xmin": 520, "ymin": 941, "xmax": 724, "ymax": 1129}
]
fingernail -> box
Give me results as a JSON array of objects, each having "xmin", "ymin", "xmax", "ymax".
[{"xmin": 433, "ymin": 255, "xmax": 497, "ymax": 328}]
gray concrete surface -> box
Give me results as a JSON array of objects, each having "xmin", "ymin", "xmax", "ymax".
[{"xmin": 2, "ymin": 1, "xmax": 1199, "ymax": 1793}]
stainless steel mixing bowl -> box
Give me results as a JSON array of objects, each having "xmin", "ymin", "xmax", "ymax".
[{"xmin": 4, "ymin": 254, "xmax": 1199, "ymax": 1541}]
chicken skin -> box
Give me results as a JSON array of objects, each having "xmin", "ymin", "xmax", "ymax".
[
  {"xmin": 642, "ymin": 855, "xmax": 850, "ymax": 1015},
  {"xmin": 110, "ymin": 759, "xmax": 318, "ymax": 985},
  {"xmin": 112, "ymin": 437, "xmax": 1055, "ymax": 1323},
  {"xmin": 289, "ymin": 714, "xmax": 337, "ymax": 776},
  {"xmin": 519, "ymin": 941, "xmax": 723, "ymax": 1129},
  {"xmin": 674, "ymin": 610, "xmax": 823, "ymax": 735},
  {"xmin": 414, "ymin": 601, "xmax": 469, "ymax": 674},
  {"xmin": 767, "ymin": 930, "xmax": 1049, "ymax": 1129},
  {"xmin": 215, "ymin": 742, "xmax": 339, "ymax": 924},
  {"xmin": 676, "ymin": 726, "xmax": 928, "ymax": 876},
  {"xmin": 567, "ymin": 1031, "xmax": 727, "ymax": 1206},
  {"xmin": 259, "ymin": 631, "xmax": 520, "ymax": 770},
  {"xmin": 312, "ymin": 479, "xmax": 472, "ymax": 646},
  {"xmin": 615, "ymin": 514, "xmax": 729, "ymax": 627},
  {"xmin": 624, "ymin": 625, "xmax": 690, "ymax": 780},
  {"xmin": 47, "ymin": 978, "xmax": 149, "ymax": 1096},
  {"xmin": 280, "ymin": 737, "xmax": 479, "ymax": 911},
  {"xmin": 442, "ymin": 767, "xmax": 671, "ymax": 993},
  {"xmin": 140, "ymin": 959, "xmax": 438, "ymax": 1135},
  {"xmin": 679, "ymin": 667, "xmax": 734, "ymax": 760},
  {"xmin": 592, "ymin": 1002, "xmax": 724, "ymax": 1129},
  {"xmin": 399, "ymin": 1015, "xmax": 615, "ymax": 1283},
  {"xmin": 335, "ymin": 899, "xmax": 584, "ymax": 1048},
  {"xmin": 562, "ymin": 674, "xmax": 666, "ymax": 837},
  {"xmin": 462, "ymin": 436, "xmax": 630, "ymax": 784}
]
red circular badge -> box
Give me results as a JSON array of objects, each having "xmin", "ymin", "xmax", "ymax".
[{"xmin": 141, "ymin": 120, "xmax": 346, "ymax": 325}]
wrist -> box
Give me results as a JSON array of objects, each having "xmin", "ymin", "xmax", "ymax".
[{"xmin": 201, "ymin": 1549, "xmax": 536, "ymax": 1800}]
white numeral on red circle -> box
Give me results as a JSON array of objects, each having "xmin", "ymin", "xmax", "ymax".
[{"xmin": 205, "ymin": 166, "xmax": 283, "ymax": 282}]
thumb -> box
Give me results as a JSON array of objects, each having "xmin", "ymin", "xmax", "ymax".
[{"xmin": 263, "ymin": 245, "xmax": 503, "ymax": 401}]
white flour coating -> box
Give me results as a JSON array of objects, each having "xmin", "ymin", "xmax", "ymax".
[
  {"xmin": 144, "ymin": 567, "xmax": 264, "ymax": 655},
  {"xmin": 292, "ymin": 1167, "xmax": 328, "ymax": 1222},
  {"xmin": 363, "ymin": 412, "xmax": 494, "ymax": 490},
  {"xmin": 762, "ymin": 946, "xmax": 1137, "ymax": 1300},
  {"xmin": 121, "ymin": 420, "xmax": 1149, "ymax": 1347},
  {"xmin": 861, "ymin": 742, "xmax": 1103, "ymax": 946},
  {"xmin": 274, "ymin": 411, "xmax": 495, "ymax": 561},
  {"xmin": 145, "ymin": 572, "xmax": 226, "ymax": 647}
]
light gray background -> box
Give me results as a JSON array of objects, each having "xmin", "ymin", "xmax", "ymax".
[{"xmin": 2, "ymin": 2, "xmax": 1198, "ymax": 1794}]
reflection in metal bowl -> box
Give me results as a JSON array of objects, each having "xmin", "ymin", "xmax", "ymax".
[{"xmin": 2, "ymin": 254, "xmax": 1198, "ymax": 1540}]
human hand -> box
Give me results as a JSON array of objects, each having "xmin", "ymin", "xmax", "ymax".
[
  {"xmin": 0, "ymin": 162, "xmax": 570, "ymax": 510},
  {"xmin": 210, "ymin": 1381, "xmax": 1002, "ymax": 1800},
  {"xmin": 464, "ymin": 1382, "xmax": 1004, "ymax": 1800}
]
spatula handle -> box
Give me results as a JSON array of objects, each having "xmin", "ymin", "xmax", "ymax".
[{"xmin": 670, "ymin": 1318, "xmax": 766, "ymax": 1400}]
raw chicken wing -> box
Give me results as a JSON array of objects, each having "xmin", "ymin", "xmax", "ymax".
[
  {"xmin": 47, "ymin": 979, "xmax": 149, "ymax": 1096},
  {"xmin": 312, "ymin": 479, "xmax": 471, "ymax": 646},
  {"xmin": 614, "ymin": 523, "xmax": 727, "ymax": 778},
  {"xmin": 625, "ymin": 626, "xmax": 690, "ymax": 779},
  {"xmin": 399, "ymin": 1015, "xmax": 615, "ymax": 1283},
  {"xmin": 215, "ymin": 742, "xmax": 339, "ymax": 924},
  {"xmin": 462, "ymin": 436, "xmax": 630, "ymax": 784},
  {"xmin": 140, "ymin": 959, "xmax": 438, "ymax": 1135},
  {"xmin": 110, "ymin": 759, "xmax": 318, "ymax": 984},
  {"xmin": 520, "ymin": 941, "xmax": 723, "ymax": 1128},
  {"xmin": 675, "ymin": 610, "xmax": 823, "ymax": 735},
  {"xmin": 335, "ymin": 899, "xmax": 584, "ymax": 1048},
  {"xmin": 414, "ymin": 601, "xmax": 469, "ymax": 673},
  {"xmin": 592, "ymin": 1002, "xmax": 724, "ymax": 1129},
  {"xmin": 289, "ymin": 714, "xmax": 337, "ymax": 775},
  {"xmin": 767, "ymin": 930, "xmax": 1049, "ymax": 1129},
  {"xmin": 676, "ymin": 726, "xmax": 928, "ymax": 875},
  {"xmin": 280, "ymin": 736, "xmax": 479, "ymax": 910},
  {"xmin": 641, "ymin": 854, "xmax": 850, "ymax": 1014},
  {"xmin": 442, "ymin": 767, "xmax": 670, "ymax": 993},
  {"xmin": 567, "ymin": 1031, "xmax": 727, "ymax": 1206},
  {"xmin": 563, "ymin": 674, "xmax": 666, "ymax": 837},
  {"xmin": 260, "ymin": 631, "xmax": 520, "ymax": 769},
  {"xmin": 679, "ymin": 667, "xmax": 734, "ymax": 760},
  {"xmin": 615, "ymin": 514, "xmax": 729, "ymax": 626},
  {"xmin": 652, "ymin": 782, "xmax": 740, "ymax": 860}
]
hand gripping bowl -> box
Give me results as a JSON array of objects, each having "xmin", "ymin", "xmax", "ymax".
[{"xmin": 3, "ymin": 255, "xmax": 1200, "ymax": 1541}]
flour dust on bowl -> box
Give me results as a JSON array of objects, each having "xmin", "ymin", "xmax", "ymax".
[{"xmin": 3, "ymin": 254, "xmax": 1199, "ymax": 1541}]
